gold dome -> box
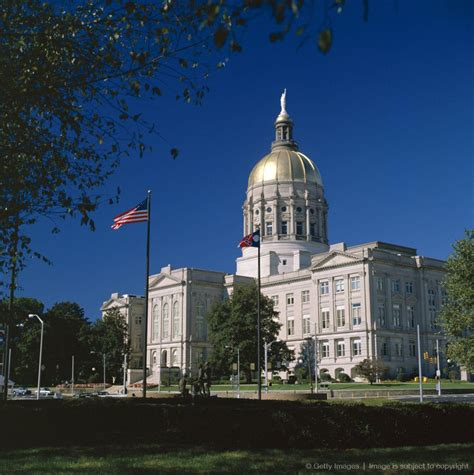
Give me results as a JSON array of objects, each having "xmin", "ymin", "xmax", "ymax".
[{"xmin": 248, "ymin": 149, "xmax": 323, "ymax": 189}]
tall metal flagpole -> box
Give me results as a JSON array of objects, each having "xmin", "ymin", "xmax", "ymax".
[
  {"xmin": 257, "ymin": 230, "xmax": 261, "ymax": 401},
  {"xmin": 142, "ymin": 190, "xmax": 152, "ymax": 398}
]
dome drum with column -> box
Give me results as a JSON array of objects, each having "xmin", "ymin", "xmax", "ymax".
[{"xmin": 236, "ymin": 91, "xmax": 329, "ymax": 279}]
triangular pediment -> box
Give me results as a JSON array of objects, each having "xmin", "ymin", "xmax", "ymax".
[
  {"xmin": 149, "ymin": 273, "xmax": 184, "ymax": 289},
  {"xmin": 312, "ymin": 251, "xmax": 363, "ymax": 270},
  {"xmin": 100, "ymin": 298, "xmax": 122, "ymax": 311}
]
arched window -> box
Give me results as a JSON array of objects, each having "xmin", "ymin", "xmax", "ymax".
[
  {"xmin": 196, "ymin": 301, "xmax": 206, "ymax": 340},
  {"xmin": 162, "ymin": 303, "xmax": 169, "ymax": 339},
  {"xmin": 161, "ymin": 350, "xmax": 167, "ymax": 367},
  {"xmin": 152, "ymin": 304, "xmax": 159, "ymax": 341},
  {"xmin": 172, "ymin": 301, "xmax": 180, "ymax": 338},
  {"xmin": 171, "ymin": 348, "xmax": 178, "ymax": 367}
]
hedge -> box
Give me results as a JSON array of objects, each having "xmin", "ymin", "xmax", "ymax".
[{"xmin": 1, "ymin": 398, "xmax": 473, "ymax": 450}]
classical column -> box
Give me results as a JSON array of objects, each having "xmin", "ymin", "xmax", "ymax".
[
  {"xmin": 305, "ymin": 201, "xmax": 311, "ymax": 241},
  {"xmin": 289, "ymin": 197, "xmax": 295, "ymax": 236}
]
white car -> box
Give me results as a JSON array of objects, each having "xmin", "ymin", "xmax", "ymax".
[{"xmin": 35, "ymin": 387, "xmax": 54, "ymax": 397}]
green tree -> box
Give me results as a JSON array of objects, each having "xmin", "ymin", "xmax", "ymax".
[
  {"xmin": 294, "ymin": 338, "xmax": 316, "ymax": 381},
  {"xmin": 439, "ymin": 231, "xmax": 474, "ymax": 373},
  {"xmin": 354, "ymin": 358, "xmax": 386, "ymax": 384},
  {"xmin": 207, "ymin": 283, "xmax": 293, "ymax": 382},
  {"xmin": 90, "ymin": 308, "xmax": 130, "ymax": 385},
  {"xmin": 41, "ymin": 302, "xmax": 91, "ymax": 385},
  {"xmin": 0, "ymin": 297, "xmax": 44, "ymax": 385}
]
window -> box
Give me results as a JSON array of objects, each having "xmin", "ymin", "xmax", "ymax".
[
  {"xmin": 381, "ymin": 342, "xmax": 388, "ymax": 356},
  {"xmin": 352, "ymin": 339, "xmax": 362, "ymax": 356},
  {"xmin": 430, "ymin": 309, "xmax": 437, "ymax": 329},
  {"xmin": 351, "ymin": 276, "xmax": 360, "ymax": 291},
  {"xmin": 162, "ymin": 303, "xmax": 169, "ymax": 339},
  {"xmin": 321, "ymin": 309, "xmax": 330, "ymax": 329},
  {"xmin": 405, "ymin": 281, "xmax": 414, "ymax": 294},
  {"xmin": 441, "ymin": 288, "xmax": 448, "ymax": 305},
  {"xmin": 377, "ymin": 304, "xmax": 385, "ymax": 327},
  {"xmin": 282, "ymin": 259, "xmax": 287, "ymax": 265},
  {"xmin": 394, "ymin": 342, "xmax": 402, "ymax": 357},
  {"xmin": 310, "ymin": 223, "xmax": 316, "ymax": 237},
  {"xmin": 335, "ymin": 279, "xmax": 345, "ymax": 293},
  {"xmin": 287, "ymin": 319, "xmax": 295, "ymax": 336},
  {"xmin": 301, "ymin": 290, "xmax": 310, "ymax": 303},
  {"xmin": 296, "ymin": 207, "xmax": 303, "ymax": 213},
  {"xmin": 296, "ymin": 221, "xmax": 304, "ymax": 235},
  {"xmin": 409, "ymin": 341, "xmax": 416, "ymax": 357},
  {"xmin": 336, "ymin": 307, "xmax": 345, "ymax": 327},
  {"xmin": 271, "ymin": 295, "xmax": 279, "ymax": 307},
  {"xmin": 376, "ymin": 277, "xmax": 384, "ymax": 291},
  {"xmin": 281, "ymin": 206, "xmax": 287, "ymax": 212},
  {"xmin": 428, "ymin": 288, "xmax": 436, "ymax": 307},
  {"xmin": 336, "ymin": 340, "xmax": 345, "ymax": 357},
  {"xmin": 135, "ymin": 313, "xmax": 142, "ymax": 325},
  {"xmin": 171, "ymin": 348, "xmax": 178, "ymax": 366},
  {"xmin": 392, "ymin": 304, "xmax": 401, "ymax": 327},
  {"xmin": 281, "ymin": 221, "xmax": 288, "ymax": 235},
  {"xmin": 152, "ymin": 304, "xmax": 159, "ymax": 341},
  {"xmin": 407, "ymin": 305, "xmax": 415, "ymax": 328},
  {"xmin": 152, "ymin": 351, "xmax": 157, "ymax": 365},
  {"xmin": 286, "ymin": 293, "xmax": 294, "ymax": 305},
  {"xmin": 303, "ymin": 315, "xmax": 311, "ymax": 335},
  {"xmin": 391, "ymin": 279, "xmax": 400, "ymax": 293},
  {"xmin": 196, "ymin": 301, "xmax": 206, "ymax": 339},
  {"xmin": 266, "ymin": 207, "xmax": 272, "ymax": 213},
  {"xmin": 352, "ymin": 303, "xmax": 362, "ymax": 326},
  {"xmin": 266, "ymin": 222, "xmax": 273, "ymax": 236},
  {"xmin": 322, "ymin": 341, "xmax": 330, "ymax": 358},
  {"xmin": 320, "ymin": 281, "xmax": 329, "ymax": 295},
  {"xmin": 172, "ymin": 301, "xmax": 180, "ymax": 338}
]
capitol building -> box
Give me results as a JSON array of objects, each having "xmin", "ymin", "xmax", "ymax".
[{"xmin": 102, "ymin": 93, "xmax": 446, "ymax": 384}]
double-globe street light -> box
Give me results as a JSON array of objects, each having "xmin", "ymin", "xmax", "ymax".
[
  {"xmin": 28, "ymin": 314, "xmax": 44, "ymax": 400},
  {"xmin": 264, "ymin": 340, "xmax": 279, "ymax": 394},
  {"xmin": 225, "ymin": 345, "xmax": 240, "ymax": 399}
]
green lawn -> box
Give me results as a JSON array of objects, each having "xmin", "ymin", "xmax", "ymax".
[{"xmin": 1, "ymin": 443, "xmax": 472, "ymax": 474}]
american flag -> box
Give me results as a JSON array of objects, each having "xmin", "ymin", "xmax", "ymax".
[{"xmin": 111, "ymin": 199, "xmax": 149, "ymax": 230}]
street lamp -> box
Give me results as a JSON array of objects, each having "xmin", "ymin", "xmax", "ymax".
[
  {"xmin": 28, "ymin": 314, "xmax": 44, "ymax": 400},
  {"xmin": 225, "ymin": 345, "xmax": 240, "ymax": 399},
  {"xmin": 264, "ymin": 340, "xmax": 279, "ymax": 394},
  {"xmin": 90, "ymin": 351, "xmax": 106, "ymax": 390}
]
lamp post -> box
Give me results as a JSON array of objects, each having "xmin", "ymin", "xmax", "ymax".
[
  {"xmin": 313, "ymin": 335, "xmax": 319, "ymax": 394},
  {"xmin": 264, "ymin": 340, "xmax": 278, "ymax": 394},
  {"xmin": 225, "ymin": 345, "xmax": 240, "ymax": 399},
  {"xmin": 28, "ymin": 314, "xmax": 44, "ymax": 400},
  {"xmin": 90, "ymin": 351, "xmax": 106, "ymax": 390}
]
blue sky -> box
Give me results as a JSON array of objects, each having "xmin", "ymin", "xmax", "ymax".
[{"xmin": 18, "ymin": 0, "xmax": 473, "ymax": 319}]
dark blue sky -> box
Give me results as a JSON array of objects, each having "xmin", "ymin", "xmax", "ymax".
[{"xmin": 18, "ymin": 1, "xmax": 473, "ymax": 319}]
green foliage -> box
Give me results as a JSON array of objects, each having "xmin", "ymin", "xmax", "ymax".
[
  {"xmin": 207, "ymin": 282, "xmax": 294, "ymax": 382},
  {"xmin": 439, "ymin": 231, "xmax": 474, "ymax": 373},
  {"xmin": 91, "ymin": 308, "xmax": 130, "ymax": 384},
  {"xmin": 354, "ymin": 358, "xmax": 387, "ymax": 384},
  {"xmin": 295, "ymin": 338, "xmax": 316, "ymax": 381},
  {"xmin": 320, "ymin": 371, "xmax": 332, "ymax": 382},
  {"xmin": 1, "ymin": 399, "xmax": 474, "ymax": 450},
  {"xmin": 338, "ymin": 372, "xmax": 351, "ymax": 383}
]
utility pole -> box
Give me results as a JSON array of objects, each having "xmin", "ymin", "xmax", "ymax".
[
  {"xmin": 71, "ymin": 355, "xmax": 74, "ymax": 397},
  {"xmin": 313, "ymin": 335, "xmax": 318, "ymax": 394},
  {"xmin": 436, "ymin": 339, "xmax": 441, "ymax": 397},
  {"xmin": 417, "ymin": 324, "xmax": 423, "ymax": 403}
]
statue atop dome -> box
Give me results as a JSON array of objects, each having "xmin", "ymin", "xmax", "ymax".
[{"xmin": 280, "ymin": 88, "xmax": 287, "ymax": 115}]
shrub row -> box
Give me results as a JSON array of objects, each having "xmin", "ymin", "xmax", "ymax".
[{"xmin": 1, "ymin": 398, "xmax": 473, "ymax": 450}]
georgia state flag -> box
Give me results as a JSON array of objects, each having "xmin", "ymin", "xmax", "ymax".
[{"xmin": 238, "ymin": 229, "xmax": 260, "ymax": 248}]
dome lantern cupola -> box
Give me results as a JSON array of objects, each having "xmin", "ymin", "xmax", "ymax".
[{"xmin": 272, "ymin": 89, "xmax": 297, "ymax": 151}]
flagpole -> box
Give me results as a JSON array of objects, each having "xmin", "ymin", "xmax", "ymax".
[
  {"xmin": 257, "ymin": 229, "xmax": 261, "ymax": 401},
  {"xmin": 142, "ymin": 190, "xmax": 152, "ymax": 398}
]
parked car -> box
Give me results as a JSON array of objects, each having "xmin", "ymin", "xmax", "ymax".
[
  {"xmin": 35, "ymin": 387, "xmax": 54, "ymax": 397},
  {"xmin": 96, "ymin": 391, "xmax": 110, "ymax": 397},
  {"xmin": 12, "ymin": 387, "xmax": 31, "ymax": 397}
]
